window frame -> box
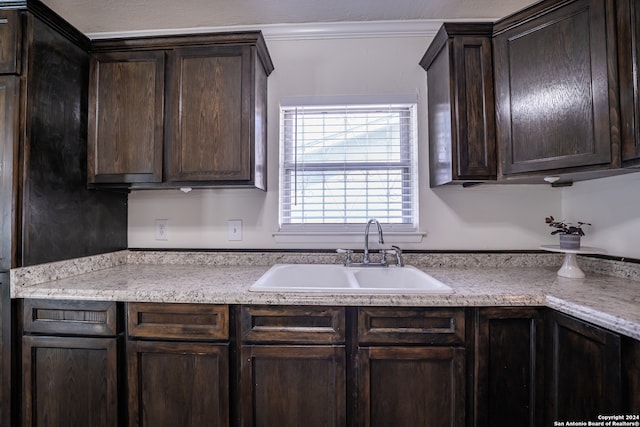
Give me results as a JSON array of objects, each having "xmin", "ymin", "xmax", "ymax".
[{"xmin": 277, "ymin": 95, "xmax": 419, "ymax": 236}]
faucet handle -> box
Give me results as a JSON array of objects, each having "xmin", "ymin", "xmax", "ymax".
[
  {"xmin": 389, "ymin": 245, "xmax": 405, "ymax": 267},
  {"xmin": 336, "ymin": 248, "xmax": 354, "ymax": 266}
]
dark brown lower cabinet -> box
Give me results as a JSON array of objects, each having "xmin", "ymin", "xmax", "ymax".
[
  {"xmin": 358, "ymin": 346, "xmax": 465, "ymax": 427},
  {"xmin": 622, "ymin": 336, "xmax": 640, "ymax": 412},
  {"xmin": 21, "ymin": 299, "xmax": 122, "ymax": 427},
  {"xmin": 126, "ymin": 302, "xmax": 230, "ymax": 427},
  {"xmin": 239, "ymin": 345, "xmax": 346, "ymax": 426},
  {"xmin": 127, "ymin": 341, "xmax": 229, "ymax": 426},
  {"xmin": 22, "ymin": 336, "xmax": 119, "ymax": 427},
  {"xmin": 474, "ymin": 307, "xmax": 544, "ymax": 427},
  {"xmin": 16, "ymin": 299, "xmax": 640, "ymax": 427},
  {"xmin": 238, "ymin": 305, "xmax": 347, "ymax": 427},
  {"xmin": 546, "ymin": 311, "xmax": 622, "ymax": 423},
  {"xmin": 357, "ymin": 307, "xmax": 467, "ymax": 427}
]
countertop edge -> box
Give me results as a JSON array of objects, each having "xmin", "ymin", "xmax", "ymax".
[{"xmin": 9, "ymin": 251, "xmax": 640, "ymax": 341}]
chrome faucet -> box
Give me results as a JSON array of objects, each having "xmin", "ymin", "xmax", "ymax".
[{"xmin": 363, "ymin": 219, "xmax": 384, "ymax": 264}]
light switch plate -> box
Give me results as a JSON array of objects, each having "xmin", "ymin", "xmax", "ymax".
[{"xmin": 228, "ymin": 220, "xmax": 243, "ymax": 241}]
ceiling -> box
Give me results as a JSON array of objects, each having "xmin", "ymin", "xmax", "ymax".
[{"xmin": 40, "ymin": 0, "xmax": 538, "ymax": 37}]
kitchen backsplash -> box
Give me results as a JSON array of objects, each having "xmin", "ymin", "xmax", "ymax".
[{"xmin": 10, "ymin": 250, "xmax": 640, "ymax": 289}]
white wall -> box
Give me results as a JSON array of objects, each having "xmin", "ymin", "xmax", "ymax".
[
  {"xmin": 562, "ymin": 173, "xmax": 640, "ymax": 259},
  {"xmin": 128, "ymin": 28, "xmax": 630, "ymax": 254}
]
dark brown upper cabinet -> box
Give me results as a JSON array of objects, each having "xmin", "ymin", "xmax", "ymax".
[
  {"xmin": 167, "ymin": 45, "xmax": 255, "ymax": 183},
  {"xmin": 88, "ymin": 32, "xmax": 273, "ymax": 190},
  {"xmin": 0, "ymin": 10, "xmax": 20, "ymax": 75},
  {"xmin": 493, "ymin": 0, "xmax": 619, "ymax": 179},
  {"xmin": 0, "ymin": 2, "xmax": 128, "ymax": 271},
  {"xmin": 420, "ymin": 23, "xmax": 496, "ymax": 187},
  {"xmin": 0, "ymin": 75, "xmax": 18, "ymax": 272},
  {"xmin": 88, "ymin": 51, "xmax": 165, "ymax": 184},
  {"xmin": 616, "ymin": 0, "xmax": 640, "ymax": 166}
]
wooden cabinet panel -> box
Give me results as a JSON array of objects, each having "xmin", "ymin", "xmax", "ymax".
[
  {"xmin": 167, "ymin": 45, "xmax": 250, "ymax": 182},
  {"xmin": 0, "ymin": 10, "xmax": 20, "ymax": 75},
  {"xmin": 127, "ymin": 302, "xmax": 228, "ymax": 340},
  {"xmin": 88, "ymin": 51, "xmax": 165, "ymax": 184},
  {"xmin": 617, "ymin": 0, "xmax": 640, "ymax": 164},
  {"xmin": 622, "ymin": 336, "xmax": 640, "ymax": 413},
  {"xmin": 546, "ymin": 311, "xmax": 622, "ymax": 422},
  {"xmin": 7, "ymin": 2, "xmax": 127, "ymax": 422},
  {"xmin": 0, "ymin": 272, "xmax": 9, "ymax": 427},
  {"xmin": 20, "ymin": 299, "xmax": 122, "ymax": 426},
  {"xmin": 89, "ymin": 32, "xmax": 272, "ymax": 189},
  {"xmin": 22, "ymin": 15, "xmax": 127, "ymax": 266},
  {"xmin": 474, "ymin": 307, "xmax": 544, "ymax": 427},
  {"xmin": 239, "ymin": 345, "xmax": 346, "ymax": 427},
  {"xmin": 126, "ymin": 302, "xmax": 230, "ymax": 426},
  {"xmin": 241, "ymin": 305, "xmax": 345, "ymax": 344},
  {"xmin": 22, "ymin": 335, "xmax": 119, "ymax": 427},
  {"xmin": 23, "ymin": 299, "xmax": 119, "ymax": 336},
  {"xmin": 358, "ymin": 346, "xmax": 465, "ymax": 427},
  {"xmin": 128, "ymin": 340, "xmax": 229, "ymax": 427},
  {"xmin": 358, "ymin": 307, "xmax": 465, "ymax": 345},
  {"xmin": 0, "ymin": 75, "xmax": 19, "ymax": 271},
  {"xmin": 494, "ymin": 0, "xmax": 615, "ymax": 176},
  {"xmin": 238, "ymin": 305, "xmax": 346, "ymax": 426},
  {"xmin": 421, "ymin": 23, "xmax": 496, "ymax": 186}
]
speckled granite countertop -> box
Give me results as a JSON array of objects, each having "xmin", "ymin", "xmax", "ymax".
[{"xmin": 10, "ymin": 250, "xmax": 640, "ymax": 340}]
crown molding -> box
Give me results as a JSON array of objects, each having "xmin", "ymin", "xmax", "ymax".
[{"xmin": 86, "ymin": 19, "xmax": 463, "ymax": 41}]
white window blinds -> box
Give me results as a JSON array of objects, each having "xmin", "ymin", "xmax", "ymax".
[{"xmin": 279, "ymin": 100, "xmax": 417, "ymax": 231}]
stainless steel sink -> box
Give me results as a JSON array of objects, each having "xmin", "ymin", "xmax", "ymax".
[{"xmin": 250, "ymin": 264, "xmax": 453, "ymax": 294}]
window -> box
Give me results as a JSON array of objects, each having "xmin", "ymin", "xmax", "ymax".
[{"xmin": 279, "ymin": 96, "xmax": 418, "ymax": 233}]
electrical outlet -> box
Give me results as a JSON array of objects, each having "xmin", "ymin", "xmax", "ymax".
[
  {"xmin": 228, "ymin": 220, "xmax": 242, "ymax": 241},
  {"xmin": 155, "ymin": 219, "xmax": 169, "ymax": 241}
]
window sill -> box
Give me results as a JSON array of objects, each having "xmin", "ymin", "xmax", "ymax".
[{"xmin": 272, "ymin": 231, "xmax": 425, "ymax": 244}]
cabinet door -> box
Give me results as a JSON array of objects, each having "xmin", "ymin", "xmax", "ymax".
[
  {"xmin": 239, "ymin": 345, "xmax": 346, "ymax": 427},
  {"xmin": 622, "ymin": 337, "xmax": 640, "ymax": 413},
  {"xmin": 128, "ymin": 340, "xmax": 229, "ymax": 427},
  {"xmin": 0, "ymin": 10, "xmax": 20, "ymax": 74},
  {"xmin": 87, "ymin": 51, "xmax": 165, "ymax": 184},
  {"xmin": 475, "ymin": 307, "xmax": 544, "ymax": 427},
  {"xmin": 22, "ymin": 335, "xmax": 119, "ymax": 427},
  {"xmin": 167, "ymin": 45, "xmax": 251, "ymax": 182},
  {"xmin": 494, "ymin": 0, "xmax": 614, "ymax": 175},
  {"xmin": 546, "ymin": 311, "xmax": 622, "ymax": 422},
  {"xmin": 358, "ymin": 346, "xmax": 465, "ymax": 427},
  {"xmin": 422, "ymin": 24, "xmax": 496, "ymax": 186},
  {"xmin": 0, "ymin": 75, "xmax": 18, "ymax": 270},
  {"xmin": 0, "ymin": 272, "xmax": 9, "ymax": 427},
  {"xmin": 617, "ymin": 0, "xmax": 640, "ymax": 163}
]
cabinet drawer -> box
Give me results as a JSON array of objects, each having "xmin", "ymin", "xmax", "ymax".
[
  {"xmin": 358, "ymin": 307, "xmax": 465, "ymax": 345},
  {"xmin": 22, "ymin": 299, "xmax": 119, "ymax": 336},
  {"xmin": 0, "ymin": 10, "xmax": 20, "ymax": 75},
  {"xmin": 127, "ymin": 302, "xmax": 228, "ymax": 340},
  {"xmin": 241, "ymin": 305, "xmax": 345, "ymax": 344}
]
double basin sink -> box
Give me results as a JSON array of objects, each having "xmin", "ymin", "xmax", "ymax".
[{"xmin": 250, "ymin": 264, "xmax": 453, "ymax": 294}]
